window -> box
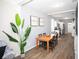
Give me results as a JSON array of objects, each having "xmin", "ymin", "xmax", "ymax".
[
  {"xmin": 30, "ymin": 16, "xmax": 39, "ymax": 26},
  {"xmin": 40, "ymin": 18, "xmax": 44, "ymax": 26},
  {"xmin": 30, "ymin": 16, "xmax": 44, "ymax": 27}
]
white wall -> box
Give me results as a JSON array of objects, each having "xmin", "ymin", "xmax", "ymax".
[
  {"xmin": 0, "ymin": 0, "xmax": 51, "ymax": 56},
  {"xmin": 0, "ymin": 0, "xmax": 22, "ymax": 56},
  {"xmin": 51, "ymin": 19, "xmax": 57, "ymax": 32},
  {"xmin": 21, "ymin": 7, "xmax": 51, "ymax": 53}
]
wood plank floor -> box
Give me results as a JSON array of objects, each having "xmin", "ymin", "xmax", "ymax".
[{"xmin": 16, "ymin": 34, "xmax": 75, "ymax": 59}]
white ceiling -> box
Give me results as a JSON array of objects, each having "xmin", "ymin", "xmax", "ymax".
[{"xmin": 21, "ymin": 0, "xmax": 77, "ymax": 20}]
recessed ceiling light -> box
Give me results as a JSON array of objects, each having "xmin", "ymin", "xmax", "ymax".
[
  {"xmin": 51, "ymin": 2, "xmax": 64, "ymax": 8},
  {"xmin": 64, "ymin": 17, "xmax": 69, "ymax": 19}
]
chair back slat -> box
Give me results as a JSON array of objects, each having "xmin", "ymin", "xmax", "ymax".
[
  {"xmin": 38, "ymin": 34, "xmax": 42, "ymax": 37},
  {"xmin": 43, "ymin": 33, "xmax": 46, "ymax": 36}
]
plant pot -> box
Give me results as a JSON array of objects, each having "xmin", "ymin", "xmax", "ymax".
[{"xmin": 21, "ymin": 54, "xmax": 25, "ymax": 59}]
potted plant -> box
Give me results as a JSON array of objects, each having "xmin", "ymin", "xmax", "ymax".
[{"xmin": 3, "ymin": 13, "xmax": 31, "ymax": 58}]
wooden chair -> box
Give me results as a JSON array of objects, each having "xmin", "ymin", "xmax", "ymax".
[
  {"xmin": 49, "ymin": 36, "xmax": 56, "ymax": 49},
  {"xmin": 38, "ymin": 34, "xmax": 43, "ymax": 47},
  {"xmin": 42, "ymin": 33, "xmax": 47, "ymax": 48},
  {"xmin": 38, "ymin": 33, "xmax": 47, "ymax": 47},
  {"xmin": 49, "ymin": 33, "xmax": 58, "ymax": 49}
]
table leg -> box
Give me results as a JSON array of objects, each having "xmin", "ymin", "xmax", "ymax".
[
  {"xmin": 47, "ymin": 41, "xmax": 49, "ymax": 52},
  {"xmin": 36, "ymin": 39, "xmax": 39, "ymax": 48}
]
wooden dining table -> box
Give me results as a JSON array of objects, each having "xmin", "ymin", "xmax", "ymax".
[{"xmin": 36, "ymin": 34, "xmax": 54, "ymax": 52}]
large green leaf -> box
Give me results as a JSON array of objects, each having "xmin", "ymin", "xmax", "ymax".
[
  {"xmin": 3, "ymin": 31, "xmax": 18, "ymax": 43},
  {"xmin": 15, "ymin": 13, "xmax": 21, "ymax": 27},
  {"xmin": 22, "ymin": 19, "xmax": 24, "ymax": 28},
  {"xmin": 10, "ymin": 23, "xmax": 18, "ymax": 33},
  {"xmin": 23, "ymin": 27, "xmax": 31, "ymax": 41}
]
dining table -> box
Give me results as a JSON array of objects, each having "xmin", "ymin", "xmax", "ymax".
[{"xmin": 36, "ymin": 34, "xmax": 55, "ymax": 52}]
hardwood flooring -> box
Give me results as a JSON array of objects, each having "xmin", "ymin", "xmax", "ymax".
[{"xmin": 16, "ymin": 34, "xmax": 75, "ymax": 59}]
